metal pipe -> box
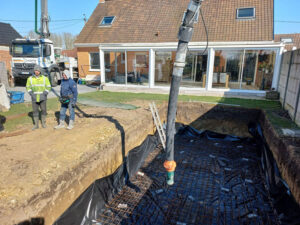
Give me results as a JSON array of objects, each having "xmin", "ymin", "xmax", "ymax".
[
  {"xmin": 35, "ymin": 0, "xmax": 40, "ymax": 35},
  {"xmin": 164, "ymin": 0, "xmax": 203, "ymax": 185}
]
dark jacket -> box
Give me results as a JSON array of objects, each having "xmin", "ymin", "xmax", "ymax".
[{"xmin": 60, "ymin": 79, "xmax": 78, "ymax": 103}]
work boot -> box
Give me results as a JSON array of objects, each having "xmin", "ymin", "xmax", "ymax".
[
  {"xmin": 41, "ymin": 115, "xmax": 47, "ymax": 128},
  {"xmin": 54, "ymin": 120, "xmax": 65, "ymax": 129},
  {"xmin": 67, "ymin": 120, "xmax": 74, "ymax": 130},
  {"xmin": 32, "ymin": 117, "xmax": 39, "ymax": 130}
]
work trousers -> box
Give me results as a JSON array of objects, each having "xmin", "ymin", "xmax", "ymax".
[
  {"xmin": 32, "ymin": 100, "xmax": 47, "ymax": 117},
  {"xmin": 60, "ymin": 103, "xmax": 75, "ymax": 121}
]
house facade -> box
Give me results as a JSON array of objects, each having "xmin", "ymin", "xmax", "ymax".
[
  {"xmin": 75, "ymin": 0, "xmax": 284, "ymax": 95},
  {"xmin": 0, "ymin": 22, "xmax": 22, "ymax": 73}
]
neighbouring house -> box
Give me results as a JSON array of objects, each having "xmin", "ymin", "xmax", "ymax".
[
  {"xmin": 62, "ymin": 48, "xmax": 78, "ymax": 58},
  {"xmin": 0, "ymin": 22, "xmax": 22, "ymax": 73},
  {"xmin": 75, "ymin": 0, "xmax": 284, "ymax": 95},
  {"xmin": 275, "ymin": 33, "xmax": 300, "ymax": 51}
]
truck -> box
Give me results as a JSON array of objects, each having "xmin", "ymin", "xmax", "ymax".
[
  {"xmin": 54, "ymin": 47, "xmax": 79, "ymax": 81},
  {"xmin": 10, "ymin": 38, "xmax": 62, "ymax": 86},
  {"xmin": 9, "ymin": 0, "xmax": 78, "ymax": 86}
]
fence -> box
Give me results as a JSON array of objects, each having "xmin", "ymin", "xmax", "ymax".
[{"xmin": 278, "ymin": 49, "xmax": 300, "ymax": 125}]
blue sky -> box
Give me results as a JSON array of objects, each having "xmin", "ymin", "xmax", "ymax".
[{"xmin": 0, "ymin": 0, "xmax": 299, "ymax": 36}]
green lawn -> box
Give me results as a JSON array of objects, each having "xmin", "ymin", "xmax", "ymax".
[
  {"xmin": 0, "ymin": 98, "xmax": 62, "ymax": 131},
  {"xmin": 0, "ymin": 90, "xmax": 297, "ymax": 132},
  {"xmin": 79, "ymin": 91, "xmax": 281, "ymax": 110}
]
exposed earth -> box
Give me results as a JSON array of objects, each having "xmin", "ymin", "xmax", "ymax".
[{"xmin": 0, "ymin": 101, "xmax": 299, "ymax": 225}]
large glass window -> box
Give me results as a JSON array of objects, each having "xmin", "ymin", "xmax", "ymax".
[
  {"xmin": 127, "ymin": 51, "xmax": 149, "ymax": 85},
  {"xmin": 182, "ymin": 51, "xmax": 207, "ymax": 88},
  {"xmin": 105, "ymin": 52, "xmax": 126, "ymax": 84},
  {"xmin": 155, "ymin": 51, "xmax": 174, "ymax": 86},
  {"xmin": 213, "ymin": 49, "xmax": 276, "ymax": 90},
  {"xmin": 255, "ymin": 50, "xmax": 276, "ymax": 90},
  {"xmin": 154, "ymin": 50, "xmax": 207, "ymax": 87},
  {"xmin": 104, "ymin": 51, "xmax": 149, "ymax": 85},
  {"xmin": 90, "ymin": 52, "xmax": 100, "ymax": 70}
]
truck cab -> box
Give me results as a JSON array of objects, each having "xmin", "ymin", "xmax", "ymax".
[{"xmin": 10, "ymin": 38, "xmax": 61, "ymax": 86}]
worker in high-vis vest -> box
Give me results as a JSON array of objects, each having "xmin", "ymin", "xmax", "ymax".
[{"xmin": 26, "ymin": 65, "xmax": 51, "ymax": 130}]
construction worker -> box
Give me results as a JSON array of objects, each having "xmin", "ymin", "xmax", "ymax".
[
  {"xmin": 54, "ymin": 70, "xmax": 78, "ymax": 130},
  {"xmin": 26, "ymin": 65, "xmax": 51, "ymax": 130}
]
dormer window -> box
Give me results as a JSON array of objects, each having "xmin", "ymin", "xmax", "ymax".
[
  {"xmin": 236, "ymin": 8, "xmax": 255, "ymax": 19},
  {"xmin": 281, "ymin": 38, "xmax": 293, "ymax": 44},
  {"xmin": 100, "ymin": 16, "xmax": 115, "ymax": 26}
]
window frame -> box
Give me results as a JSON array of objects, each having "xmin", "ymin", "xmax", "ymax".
[
  {"xmin": 99, "ymin": 16, "xmax": 116, "ymax": 27},
  {"xmin": 89, "ymin": 52, "xmax": 100, "ymax": 71},
  {"xmin": 236, "ymin": 7, "xmax": 255, "ymax": 19}
]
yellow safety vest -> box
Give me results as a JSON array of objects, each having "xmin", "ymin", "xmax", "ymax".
[{"xmin": 26, "ymin": 75, "xmax": 51, "ymax": 102}]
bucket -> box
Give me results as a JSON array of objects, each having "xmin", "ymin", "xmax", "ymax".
[
  {"xmin": 7, "ymin": 91, "xmax": 25, "ymax": 104},
  {"xmin": 78, "ymin": 79, "xmax": 86, "ymax": 85}
]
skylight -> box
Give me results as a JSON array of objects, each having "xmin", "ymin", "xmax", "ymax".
[
  {"xmin": 236, "ymin": 8, "xmax": 255, "ymax": 19},
  {"xmin": 281, "ymin": 38, "xmax": 293, "ymax": 44},
  {"xmin": 100, "ymin": 16, "xmax": 115, "ymax": 26}
]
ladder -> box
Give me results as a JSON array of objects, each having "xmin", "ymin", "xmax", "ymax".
[{"xmin": 149, "ymin": 102, "xmax": 166, "ymax": 149}]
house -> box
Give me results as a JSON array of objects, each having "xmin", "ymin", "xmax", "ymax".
[
  {"xmin": 0, "ymin": 22, "xmax": 22, "ymax": 73},
  {"xmin": 62, "ymin": 48, "xmax": 78, "ymax": 58},
  {"xmin": 275, "ymin": 33, "xmax": 300, "ymax": 51},
  {"xmin": 75, "ymin": 0, "xmax": 284, "ymax": 95}
]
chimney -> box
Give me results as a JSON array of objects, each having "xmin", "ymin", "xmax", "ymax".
[{"xmin": 99, "ymin": 0, "xmax": 105, "ymax": 3}]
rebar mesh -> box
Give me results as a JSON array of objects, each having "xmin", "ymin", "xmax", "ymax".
[{"xmin": 94, "ymin": 132, "xmax": 280, "ymax": 225}]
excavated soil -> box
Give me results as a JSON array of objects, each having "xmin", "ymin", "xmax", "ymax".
[
  {"xmin": 0, "ymin": 101, "xmax": 156, "ymax": 225},
  {"xmin": 0, "ymin": 101, "xmax": 299, "ymax": 225}
]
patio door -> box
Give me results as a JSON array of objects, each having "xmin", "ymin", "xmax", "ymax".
[{"xmin": 105, "ymin": 52, "xmax": 126, "ymax": 84}]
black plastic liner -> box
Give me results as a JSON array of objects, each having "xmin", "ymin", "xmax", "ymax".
[
  {"xmin": 53, "ymin": 134, "xmax": 158, "ymax": 225},
  {"xmin": 54, "ymin": 124, "xmax": 300, "ymax": 225},
  {"xmin": 249, "ymin": 123, "xmax": 300, "ymax": 225}
]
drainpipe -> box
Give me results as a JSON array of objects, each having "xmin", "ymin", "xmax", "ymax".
[
  {"xmin": 35, "ymin": 0, "xmax": 41, "ymax": 36},
  {"xmin": 164, "ymin": 0, "xmax": 203, "ymax": 185}
]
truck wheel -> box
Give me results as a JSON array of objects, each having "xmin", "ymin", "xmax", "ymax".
[{"xmin": 50, "ymin": 71, "xmax": 60, "ymax": 87}]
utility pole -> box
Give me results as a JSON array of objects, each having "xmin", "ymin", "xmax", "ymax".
[{"xmin": 164, "ymin": 0, "xmax": 204, "ymax": 185}]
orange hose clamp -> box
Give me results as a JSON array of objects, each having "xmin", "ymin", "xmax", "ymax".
[{"xmin": 164, "ymin": 160, "xmax": 177, "ymax": 172}]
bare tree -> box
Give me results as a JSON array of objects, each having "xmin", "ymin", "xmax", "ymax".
[
  {"xmin": 27, "ymin": 30, "xmax": 39, "ymax": 39},
  {"xmin": 62, "ymin": 32, "xmax": 76, "ymax": 50},
  {"xmin": 26, "ymin": 31, "xmax": 76, "ymax": 50},
  {"xmin": 51, "ymin": 33, "xmax": 63, "ymax": 47}
]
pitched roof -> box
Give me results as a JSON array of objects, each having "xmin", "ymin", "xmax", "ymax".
[
  {"xmin": 275, "ymin": 33, "xmax": 300, "ymax": 51},
  {"xmin": 0, "ymin": 22, "xmax": 22, "ymax": 46},
  {"xmin": 76, "ymin": 0, "xmax": 274, "ymax": 44}
]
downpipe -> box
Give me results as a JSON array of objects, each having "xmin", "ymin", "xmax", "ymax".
[{"xmin": 164, "ymin": 0, "xmax": 203, "ymax": 185}]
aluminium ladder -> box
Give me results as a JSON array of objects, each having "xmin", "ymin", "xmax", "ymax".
[{"xmin": 149, "ymin": 102, "xmax": 166, "ymax": 149}]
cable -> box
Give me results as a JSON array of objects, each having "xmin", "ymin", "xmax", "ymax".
[
  {"xmin": 275, "ymin": 20, "xmax": 300, "ymax": 24},
  {"xmin": 51, "ymin": 21, "xmax": 83, "ymax": 31},
  {"xmin": 200, "ymin": 7, "xmax": 208, "ymax": 55},
  {"xmin": 0, "ymin": 18, "xmax": 83, "ymax": 23}
]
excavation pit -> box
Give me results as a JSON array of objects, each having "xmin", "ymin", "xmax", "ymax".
[
  {"xmin": 1, "ymin": 102, "xmax": 300, "ymax": 225},
  {"xmin": 54, "ymin": 123, "xmax": 300, "ymax": 225}
]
